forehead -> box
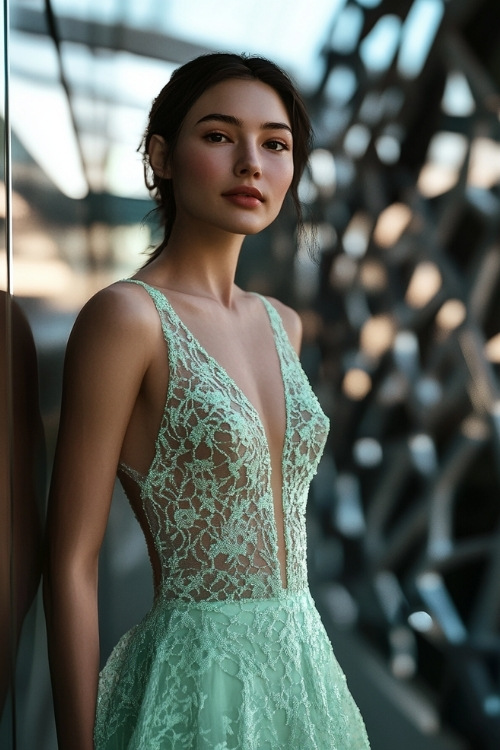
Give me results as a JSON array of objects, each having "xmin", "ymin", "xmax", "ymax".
[{"xmin": 184, "ymin": 78, "xmax": 291, "ymax": 128}]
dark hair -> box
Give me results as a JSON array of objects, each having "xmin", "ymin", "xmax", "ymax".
[{"xmin": 140, "ymin": 52, "xmax": 313, "ymax": 264}]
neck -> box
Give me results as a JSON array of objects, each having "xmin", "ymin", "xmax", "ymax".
[{"xmin": 146, "ymin": 221, "xmax": 246, "ymax": 308}]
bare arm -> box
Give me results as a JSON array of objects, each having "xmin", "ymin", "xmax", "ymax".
[{"xmin": 43, "ymin": 284, "xmax": 155, "ymax": 750}]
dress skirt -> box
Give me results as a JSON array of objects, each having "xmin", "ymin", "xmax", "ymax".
[{"xmin": 94, "ymin": 590, "xmax": 370, "ymax": 749}]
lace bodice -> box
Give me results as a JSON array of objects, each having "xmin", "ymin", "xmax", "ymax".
[{"xmin": 119, "ymin": 280, "xmax": 329, "ymax": 603}]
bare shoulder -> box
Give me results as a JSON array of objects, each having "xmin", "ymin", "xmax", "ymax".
[
  {"xmin": 65, "ymin": 280, "xmax": 162, "ymax": 372},
  {"xmin": 262, "ymin": 295, "xmax": 302, "ymax": 354},
  {"xmin": 69, "ymin": 281, "xmax": 158, "ymax": 343}
]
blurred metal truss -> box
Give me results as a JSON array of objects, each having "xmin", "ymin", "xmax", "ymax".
[{"xmin": 304, "ymin": 1, "xmax": 500, "ymax": 748}]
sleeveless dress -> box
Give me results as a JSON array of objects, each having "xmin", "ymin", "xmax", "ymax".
[{"xmin": 94, "ymin": 280, "xmax": 370, "ymax": 749}]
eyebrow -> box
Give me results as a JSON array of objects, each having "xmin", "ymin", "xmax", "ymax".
[{"xmin": 195, "ymin": 113, "xmax": 292, "ymax": 135}]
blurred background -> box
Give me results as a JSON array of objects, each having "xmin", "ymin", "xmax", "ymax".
[{"xmin": 1, "ymin": 0, "xmax": 500, "ymax": 748}]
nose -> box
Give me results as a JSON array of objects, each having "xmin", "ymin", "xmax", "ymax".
[{"xmin": 233, "ymin": 141, "xmax": 262, "ymax": 178}]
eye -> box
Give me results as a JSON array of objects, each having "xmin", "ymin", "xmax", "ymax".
[
  {"xmin": 264, "ymin": 140, "xmax": 289, "ymax": 152},
  {"xmin": 204, "ymin": 132, "xmax": 230, "ymax": 143}
]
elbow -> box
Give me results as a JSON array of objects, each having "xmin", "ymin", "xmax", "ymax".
[{"xmin": 42, "ymin": 544, "xmax": 99, "ymax": 623}]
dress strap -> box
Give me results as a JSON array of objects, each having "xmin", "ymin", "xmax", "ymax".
[
  {"xmin": 121, "ymin": 278, "xmax": 167, "ymax": 310},
  {"xmin": 252, "ymin": 293, "xmax": 296, "ymax": 362},
  {"xmin": 120, "ymin": 278, "xmax": 180, "ymax": 351}
]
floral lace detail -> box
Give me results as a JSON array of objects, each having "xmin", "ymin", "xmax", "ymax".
[
  {"xmin": 117, "ymin": 280, "xmax": 329, "ymax": 602},
  {"xmin": 95, "ymin": 593, "xmax": 370, "ymax": 749},
  {"xmin": 94, "ymin": 280, "xmax": 370, "ymax": 749}
]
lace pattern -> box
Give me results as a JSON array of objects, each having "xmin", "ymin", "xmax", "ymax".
[
  {"xmin": 118, "ymin": 281, "xmax": 329, "ymax": 602},
  {"xmin": 96, "ymin": 592, "xmax": 370, "ymax": 749},
  {"xmin": 94, "ymin": 280, "xmax": 370, "ymax": 748}
]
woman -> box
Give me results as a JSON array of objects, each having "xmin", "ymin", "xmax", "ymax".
[{"xmin": 44, "ymin": 53, "xmax": 370, "ymax": 749}]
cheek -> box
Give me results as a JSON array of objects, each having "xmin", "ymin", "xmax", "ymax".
[
  {"xmin": 173, "ymin": 148, "xmax": 222, "ymax": 187},
  {"xmin": 269, "ymin": 150, "xmax": 294, "ymax": 186},
  {"xmin": 275, "ymin": 161, "xmax": 294, "ymax": 196}
]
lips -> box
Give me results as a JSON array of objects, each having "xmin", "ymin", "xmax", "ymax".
[{"xmin": 222, "ymin": 186, "xmax": 264, "ymax": 201}]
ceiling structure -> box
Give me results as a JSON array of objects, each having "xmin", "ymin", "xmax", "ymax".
[
  {"xmin": 8, "ymin": 0, "xmax": 468, "ymax": 203},
  {"xmin": 9, "ymin": 0, "xmax": 339, "ymax": 199}
]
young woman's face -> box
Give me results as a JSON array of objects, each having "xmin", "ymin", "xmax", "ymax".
[{"xmin": 162, "ymin": 78, "xmax": 295, "ymax": 238}]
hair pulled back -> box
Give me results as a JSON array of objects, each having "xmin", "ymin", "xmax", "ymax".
[{"xmin": 140, "ymin": 52, "xmax": 312, "ymax": 263}]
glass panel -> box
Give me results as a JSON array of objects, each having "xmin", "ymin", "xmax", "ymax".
[
  {"xmin": 0, "ymin": 0, "xmax": 13, "ymax": 742},
  {"xmin": 4, "ymin": 2, "xmax": 46, "ymax": 746}
]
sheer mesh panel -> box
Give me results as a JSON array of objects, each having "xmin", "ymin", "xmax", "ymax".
[{"xmin": 118, "ymin": 281, "xmax": 330, "ymax": 603}]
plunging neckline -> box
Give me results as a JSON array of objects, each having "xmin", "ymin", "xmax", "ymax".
[
  {"xmin": 134, "ymin": 280, "xmax": 289, "ymax": 457},
  {"xmin": 124, "ymin": 278, "xmax": 291, "ymax": 589}
]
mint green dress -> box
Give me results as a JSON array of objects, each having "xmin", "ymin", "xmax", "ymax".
[{"xmin": 94, "ymin": 280, "xmax": 370, "ymax": 749}]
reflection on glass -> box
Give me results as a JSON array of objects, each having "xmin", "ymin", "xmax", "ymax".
[
  {"xmin": 0, "ymin": 291, "xmax": 45, "ymax": 741},
  {"xmin": 0, "ymin": 290, "xmax": 13, "ymax": 742}
]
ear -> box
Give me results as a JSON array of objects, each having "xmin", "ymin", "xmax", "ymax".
[{"xmin": 148, "ymin": 134, "xmax": 171, "ymax": 179}]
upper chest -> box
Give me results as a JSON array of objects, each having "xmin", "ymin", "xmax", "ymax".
[{"xmin": 150, "ymin": 293, "xmax": 288, "ymax": 453}]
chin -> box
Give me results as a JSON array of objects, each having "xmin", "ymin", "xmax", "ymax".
[
  {"xmin": 228, "ymin": 215, "xmax": 279, "ymax": 236},
  {"xmin": 243, "ymin": 225, "xmax": 269, "ymax": 236}
]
